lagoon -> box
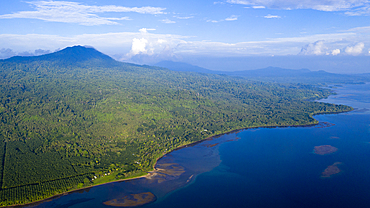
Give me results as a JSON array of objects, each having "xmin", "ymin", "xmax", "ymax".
[{"xmin": 28, "ymin": 83, "xmax": 370, "ymax": 208}]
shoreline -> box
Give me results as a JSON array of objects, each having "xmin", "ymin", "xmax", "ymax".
[{"xmin": 8, "ymin": 108, "xmax": 353, "ymax": 207}]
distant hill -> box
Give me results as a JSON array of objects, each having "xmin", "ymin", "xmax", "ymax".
[
  {"xmin": 228, "ymin": 67, "xmax": 370, "ymax": 84},
  {"xmin": 230, "ymin": 66, "xmax": 311, "ymax": 77},
  {"xmin": 155, "ymin": 61, "xmax": 370, "ymax": 85},
  {"xmin": 154, "ymin": 60, "xmax": 220, "ymax": 74}
]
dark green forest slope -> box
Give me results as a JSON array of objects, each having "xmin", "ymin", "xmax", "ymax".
[{"xmin": 0, "ymin": 46, "xmax": 352, "ymax": 206}]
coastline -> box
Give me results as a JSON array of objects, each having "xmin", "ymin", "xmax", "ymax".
[
  {"xmin": 8, "ymin": 107, "xmax": 354, "ymax": 208},
  {"xmin": 9, "ymin": 174, "xmax": 149, "ymax": 208}
]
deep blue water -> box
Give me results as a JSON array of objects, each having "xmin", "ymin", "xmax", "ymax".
[{"xmin": 28, "ymin": 83, "xmax": 370, "ymax": 208}]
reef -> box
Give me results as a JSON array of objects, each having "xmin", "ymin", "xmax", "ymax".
[
  {"xmin": 314, "ymin": 145, "xmax": 338, "ymax": 155},
  {"xmin": 103, "ymin": 192, "xmax": 156, "ymax": 207},
  {"xmin": 321, "ymin": 162, "xmax": 342, "ymax": 178},
  {"xmin": 145, "ymin": 163, "xmax": 185, "ymax": 184},
  {"xmin": 314, "ymin": 122, "xmax": 335, "ymax": 128}
]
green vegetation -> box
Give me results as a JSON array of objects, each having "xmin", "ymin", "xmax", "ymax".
[{"xmin": 0, "ymin": 46, "xmax": 352, "ymax": 206}]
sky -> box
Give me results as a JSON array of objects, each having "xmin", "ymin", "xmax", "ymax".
[{"xmin": 1, "ymin": 0, "xmax": 370, "ymax": 73}]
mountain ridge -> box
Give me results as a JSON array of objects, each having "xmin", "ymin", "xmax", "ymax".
[
  {"xmin": 154, "ymin": 60, "xmax": 370, "ymax": 84},
  {"xmin": 154, "ymin": 60, "xmax": 219, "ymax": 74},
  {"xmin": 3, "ymin": 45, "xmax": 116, "ymax": 65}
]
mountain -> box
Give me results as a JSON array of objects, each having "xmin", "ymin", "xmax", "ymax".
[
  {"xmin": 230, "ymin": 66, "xmax": 311, "ymax": 77},
  {"xmin": 5, "ymin": 45, "xmax": 116, "ymax": 66},
  {"xmin": 154, "ymin": 61, "xmax": 370, "ymax": 84},
  {"xmin": 0, "ymin": 46, "xmax": 352, "ymax": 206},
  {"xmin": 154, "ymin": 60, "xmax": 220, "ymax": 74},
  {"xmin": 228, "ymin": 67, "xmax": 370, "ymax": 84}
]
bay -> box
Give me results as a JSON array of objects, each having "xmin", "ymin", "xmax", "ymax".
[{"xmin": 27, "ymin": 83, "xmax": 370, "ymax": 208}]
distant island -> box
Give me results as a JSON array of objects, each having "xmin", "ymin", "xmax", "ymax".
[{"xmin": 314, "ymin": 145, "xmax": 338, "ymax": 155}]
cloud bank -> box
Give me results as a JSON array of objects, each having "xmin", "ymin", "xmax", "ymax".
[
  {"xmin": 0, "ymin": 48, "xmax": 51, "ymax": 59},
  {"xmin": 345, "ymin": 42, "xmax": 365, "ymax": 55},
  {"xmin": 299, "ymin": 40, "xmax": 367, "ymax": 56},
  {"xmin": 0, "ymin": 27, "xmax": 369, "ymax": 63},
  {"xmin": 299, "ymin": 40, "xmax": 327, "ymax": 55},
  {"xmin": 0, "ymin": 1, "xmax": 166, "ymax": 25},
  {"xmin": 227, "ymin": 0, "xmax": 370, "ymax": 14}
]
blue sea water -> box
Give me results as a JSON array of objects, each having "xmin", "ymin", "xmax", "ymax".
[
  {"xmin": 148, "ymin": 113, "xmax": 370, "ymax": 208},
  {"xmin": 28, "ymin": 84, "xmax": 370, "ymax": 208}
]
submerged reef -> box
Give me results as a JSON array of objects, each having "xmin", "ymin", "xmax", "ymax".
[
  {"xmin": 103, "ymin": 192, "xmax": 156, "ymax": 207},
  {"xmin": 314, "ymin": 145, "xmax": 338, "ymax": 155},
  {"xmin": 321, "ymin": 162, "xmax": 342, "ymax": 178}
]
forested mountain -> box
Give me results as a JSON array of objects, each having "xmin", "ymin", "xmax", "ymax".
[
  {"xmin": 5, "ymin": 46, "xmax": 114, "ymax": 64},
  {"xmin": 156, "ymin": 61, "xmax": 370, "ymax": 84},
  {"xmin": 0, "ymin": 46, "xmax": 352, "ymax": 206}
]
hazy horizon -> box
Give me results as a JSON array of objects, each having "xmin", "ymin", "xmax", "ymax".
[{"xmin": 1, "ymin": 0, "xmax": 370, "ymax": 73}]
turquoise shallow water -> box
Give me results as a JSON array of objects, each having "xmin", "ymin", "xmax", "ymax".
[{"xmin": 28, "ymin": 84, "xmax": 370, "ymax": 208}]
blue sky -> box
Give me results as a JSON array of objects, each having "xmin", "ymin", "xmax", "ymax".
[{"xmin": 1, "ymin": 0, "xmax": 370, "ymax": 73}]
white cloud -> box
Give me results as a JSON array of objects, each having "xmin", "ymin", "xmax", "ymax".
[
  {"xmin": 0, "ymin": 48, "xmax": 52, "ymax": 59},
  {"xmin": 161, "ymin": 18, "xmax": 176, "ymax": 23},
  {"xmin": 346, "ymin": 26, "xmax": 370, "ymax": 32},
  {"xmin": 253, "ymin": 6, "xmax": 266, "ymax": 9},
  {"xmin": 207, "ymin": 19, "xmax": 219, "ymax": 23},
  {"xmin": 0, "ymin": 48, "xmax": 17, "ymax": 59},
  {"xmin": 130, "ymin": 38, "xmax": 148, "ymax": 55},
  {"xmin": 158, "ymin": 39, "xmax": 167, "ymax": 44},
  {"xmin": 331, "ymin": 49, "xmax": 341, "ymax": 55},
  {"xmin": 173, "ymin": 16, "xmax": 194, "ymax": 19},
  {"xmin": 227, "ymin": 0, "xmax": 370, "ymax": 13},
  {"xmin": 344, "ymin": 4, "xmax": 370, "ymax": 15},
  {"xmin": 299, "ymin": 40, "xmax": 327, "ymax": 55},
  {"xmin": 139, "ymin": 28, "xmax": 156, "ymax": 33},
  {"xmin": 345, "ymin": 42, "xmax": 365, "ymax": 55},
  {"xmin": 0, "ymin": 1, "xmax": 165, "ymax": 26},
  {"xmin": 225, "ymin": 15, "xmax": 239, "ymax": 21},
  {"xmin": 206, "ymin": 15, "xmax": 239, "ymax": 23},
  {"xmin": 226, "ymin": 0, "xmax": 249, "ymax": 4},
  {"xmin": 264, "ymin": 14, "xmax": 281, "ymax": 18},
  {"xmin": 298, "ymin": 40, "xmax": 367, "ymax": 56},
  {"xmin": 0, "ymin": 25, "xmax": 369, "ymax": 62},
  {"xmin": 0, "ymin": 31, "xmax": 189, "ymax": 59},
  {"xmin": 179, "ymin": 32, "xmax": 360, "ymax": 56}
]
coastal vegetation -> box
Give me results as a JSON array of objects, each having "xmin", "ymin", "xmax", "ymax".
[{"xmin": 0, "ymin": 46, "xmax": 352, "ymax": 206}]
